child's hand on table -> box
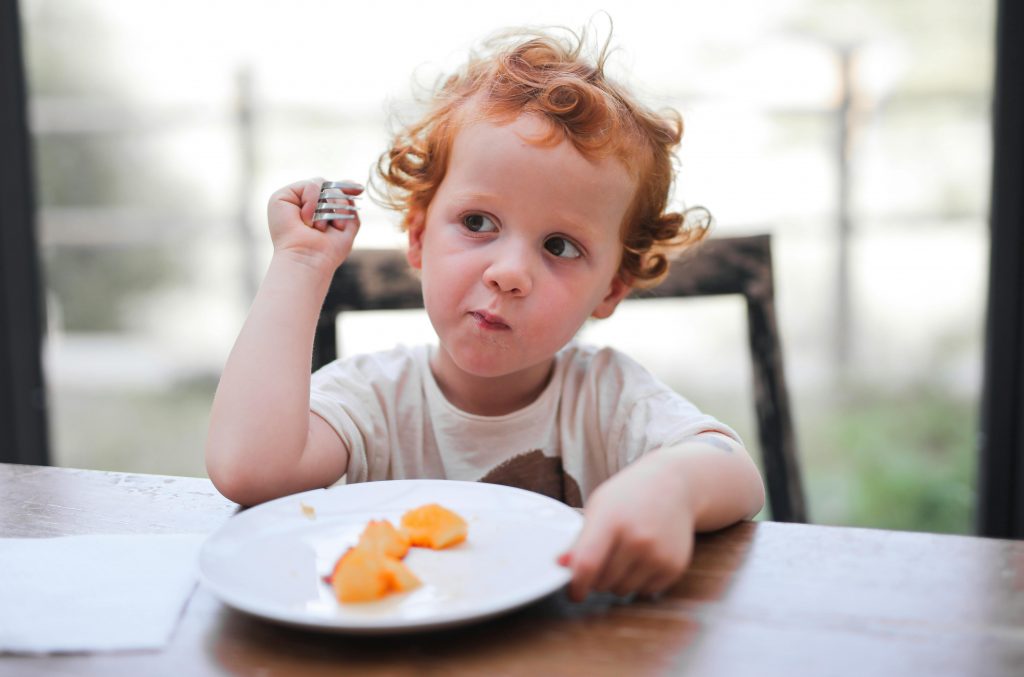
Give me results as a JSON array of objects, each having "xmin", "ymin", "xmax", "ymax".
[
  {"xmin": 267, "ymin": 178, "xmax": 363, "ymax": 272},
  {"xmin": 558, "ymin": 453, "xmax": 696, "ymax": 602}
]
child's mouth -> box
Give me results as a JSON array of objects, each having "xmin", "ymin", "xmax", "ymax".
[{"xmin": 470, "ymin": 311, "xmax": 511, "ymax": 331}]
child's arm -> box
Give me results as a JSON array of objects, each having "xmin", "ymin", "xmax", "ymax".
[
  {"xmin": 205, "ymin": 179, "xmax": 362, "ymax": 506},
  {"xmin": 559, "ymin": 432, "xmax": 765, "ymax": 601}
]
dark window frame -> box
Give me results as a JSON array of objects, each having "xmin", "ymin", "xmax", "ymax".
[
  {"xmin": 978, "ymin": 0, "xmax": 1024, "ymax": 539},
  {"xmin": 1, "ymin": 0, "xmax": 49, "ymax": 465}
]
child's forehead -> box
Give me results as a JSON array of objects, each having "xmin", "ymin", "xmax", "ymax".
[
  {"xmin": 449, "ymin": 114, "xmax": 632, "ymax": 187},
  {"xmin": 450, "ymin": 107, "xmax": 630, "ymax": 176},
  {"xmin": 450, "ymin": 100, "xmax": 547, "ymax": 148}
]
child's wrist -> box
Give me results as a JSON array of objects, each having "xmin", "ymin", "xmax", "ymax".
[
  {"xmin": 267, "ymin": 250, "xmax": 340, "ymax": 294},
  {"xmin": 271, "ymin": 248, "xmax": 341, "ymax": 279},
  {"xmin": 637, "ymin": 448, "xmax": 705, "ymax": 517}
]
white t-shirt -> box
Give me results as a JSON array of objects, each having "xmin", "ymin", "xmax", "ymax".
[{"xmin": 309, "ymin": 342, "xmax": 739, "ymax": 507}]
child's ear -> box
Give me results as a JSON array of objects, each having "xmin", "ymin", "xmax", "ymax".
[
  {"xmin": 591, "ymin": 272, "xmax": 633, "ymax": 319},
  {"xmin": 405, "ymin": 209, "xmax": 426, "ymax": 270}
]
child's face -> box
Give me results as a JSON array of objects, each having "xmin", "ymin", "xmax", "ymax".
[{"xmin": 406, "ymin": 112, "xmax": 636, "ymax": 381}]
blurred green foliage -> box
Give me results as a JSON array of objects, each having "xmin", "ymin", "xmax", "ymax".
[
  {"xmin": 34, "ymin": 135, "xmax": 172, "ymax": 208},
  {"xmin": 51, "ymin": 378, "xmax": 216, "ymax": 478},
  {"xmin": 806, "ymin": 387, "xmax": 976, "ymax": 534},
  {"xmin": 44, "ymin": 246, "xmax": 180, "ymax": 331}
]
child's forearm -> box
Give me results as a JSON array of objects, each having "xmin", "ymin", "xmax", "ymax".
[
  {"xmin": 646, "ymin": 433, "xmax": 766, "ymax": 531},
  {"xmin": 564, "ymin": 431, "xmax": 765, "ymax": 600},
  {"xmin": 205, "ymin": 252, "xmax": 335, "ymax": 502}
]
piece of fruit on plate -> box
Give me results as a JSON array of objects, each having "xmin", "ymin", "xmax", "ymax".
[
  {"xmin": 329, "ymin": 547, "xmax": 421, "ymax": 603},
  {"xmin": 357, "ymin": 519, "xmax": 410, "ymax": 559},
  {"xmin": 400, "ymin": 503, "xmax": 468, "ymax": 549}
]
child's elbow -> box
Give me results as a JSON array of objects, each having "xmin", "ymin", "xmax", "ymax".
[
  {"xmin": 746, "ymin": 475, "xmax": 767, "ymax": 520},
  {"xmin": 721, "ymin": 437, "xmax": 766, "ymax": 519},
  {"xmin": 205, "ymin": 443, "xmax": 262, "ymax": 507},
  {"xmin": 741, "ymin": 452, "xmax": 767, "ymax": 520}
]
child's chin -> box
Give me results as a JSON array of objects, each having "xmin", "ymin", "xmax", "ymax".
[
  {"xmin": 445, "ymin": 348, "xmax": 517, "ymax": 378},
  {"xmin": 453, "ymin": 356, "xmax": 515, "ymax": 379},
  {"xmin": 450, "ymin": 350, "xmax": 555, "ymax": 382}
]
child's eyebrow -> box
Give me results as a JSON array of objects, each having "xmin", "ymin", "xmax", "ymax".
[{"xmin": 448, "ymin": 191, "xmax": 501, "ymax": 206}]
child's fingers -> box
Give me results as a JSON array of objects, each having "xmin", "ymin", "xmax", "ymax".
[
  {"xmin": 336, "ymin": 183, "xmax": 364, "ymax": 231},
  {"xmin": 329, "ymin": 210, "xmax": 361, "ymax": 232},
  {"xmin": 268, "ymin": 177, "xmax": 324, "ymax": 228},
  {"xmin": 320, "ymin": 206, "xmax": 362, "ymax": 259},
  {"xmin": 319, "ymin": 182, "xmax": 365, "ymax": 232},
  {"xmin": 637, "ymin": 542, "xmax": 692, "ymax": 598},
  {"xmin": 609, "ymin": 562, "xmax": 654, "ymax": 598},
  {"xmin": 592, "ymin": 547, "xmax": 635, "ymax": 593},
  {"xmin": 327, "ymin": 214, "xmax": 360, "ymax": 244},
  {"xmin": 566, "ymin": 523, "xmax": 617, "ymax": 602},
  {"xmin": 299, "ymin": 178, "xmax": 326, "ymax": 227},
  {"xmin": 272, "ymin": 177, "xmax": 322, "ymax": 207}
]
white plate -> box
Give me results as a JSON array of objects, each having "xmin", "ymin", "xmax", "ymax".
[{"xmin": 199, "ymin": 480, "xmax": 583, "ymax": 634}]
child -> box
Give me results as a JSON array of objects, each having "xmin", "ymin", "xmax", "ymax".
[{"xmin": 206, "ymin": 27, "xmax": 765, "ymax": 601}]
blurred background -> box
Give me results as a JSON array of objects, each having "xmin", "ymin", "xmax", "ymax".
[{"xmin": 21, "ymin": 0, "xmax": 994, "ymax": 533}]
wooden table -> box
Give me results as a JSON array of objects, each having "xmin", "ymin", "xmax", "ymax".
[{"xmin": 2, "ymin": 463, "xmax": 1024, "ymax": 676}]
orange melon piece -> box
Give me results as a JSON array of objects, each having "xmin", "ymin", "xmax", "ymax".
[
  {"xmin": 381, "ymin": 556, "xmax": 421, "ymax": 592},
  {"xmin": 330, "ymin": 547, "xmax": 389, "ymax": 603},
  {"xmin": 400, "ymin": 503, "xmax": 468, "ymax": 549},
  {"xmin": 329, "ymin": 545, "xmax": 421, "ymax": 603},
  {"xmin": 358, "ymin": 519, "xmax": 410, "ymax": 559}
]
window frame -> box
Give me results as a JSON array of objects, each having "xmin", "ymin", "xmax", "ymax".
[
  {"xmin": 977, "ymin": 0, "xmax": 1024, "ymax": 539},
  {"xmin": 1, "ymin": 0, "xmax": 50, "ymax": 466}
]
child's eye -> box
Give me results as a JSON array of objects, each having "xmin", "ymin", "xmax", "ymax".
[
  {"xmin": 463, "ymin": 214, "xmax": 498, "ymax": 233},
  {"xmin": 544, "ymin": 236, "xmax": 582, "ymax": 259}
]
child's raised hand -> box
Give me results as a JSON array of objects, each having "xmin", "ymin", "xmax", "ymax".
[
  {"xmin": 558, "ymin": 457, "xmax": 696, "ymax": 602},
  {"xmin": 266, "ymin": 178, "xmax": 363, "ymax": 271}
]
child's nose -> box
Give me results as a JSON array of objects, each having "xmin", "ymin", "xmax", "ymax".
[{"xmin": 482, "ymin": 245, "xmax": 534, "ymax": 297}]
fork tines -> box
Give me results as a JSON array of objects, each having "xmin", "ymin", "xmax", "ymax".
[{"xmin": 313, "ymin": 180, "xmax": 361, "ymax": 225}]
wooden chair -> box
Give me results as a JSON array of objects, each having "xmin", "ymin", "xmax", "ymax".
[{"xmin": 312, "ymin": 235, "xmax": 808, "ymax": 522}]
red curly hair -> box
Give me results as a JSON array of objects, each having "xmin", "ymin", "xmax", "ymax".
[{"xmin": 374, "ymin": 27, "xmax": 710, "ymax": 288}]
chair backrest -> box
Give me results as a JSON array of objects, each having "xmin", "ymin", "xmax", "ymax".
[{"xmin": 312, "ymin": 235, "xmax": 808, "ymax": 522}]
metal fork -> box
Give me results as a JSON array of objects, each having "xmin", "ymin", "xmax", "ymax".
[{"xmin": 313, "ymin": 180, "xmax": 361, "ymax": 228}]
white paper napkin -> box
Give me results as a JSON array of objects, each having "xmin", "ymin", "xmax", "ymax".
[{"xmin": 0, "ymin": 533, "xmax": 205, "ymax": 654}]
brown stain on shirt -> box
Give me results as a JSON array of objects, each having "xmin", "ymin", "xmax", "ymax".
[{"xmin": 479, "ymin": 450, "xmax": 583, "ymax": 508}]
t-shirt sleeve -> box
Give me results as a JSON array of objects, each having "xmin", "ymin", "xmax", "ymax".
[
  {"xmin": 309, "ymin": 352, "xmax": 402, "ymax": 484},
  {"xmin": 613, "ymin": 390, "xmax": 743, "ymax": 469},
  {"xmin": 594, "ymin": 348, "xmax": 743, "ymax": 472}
]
